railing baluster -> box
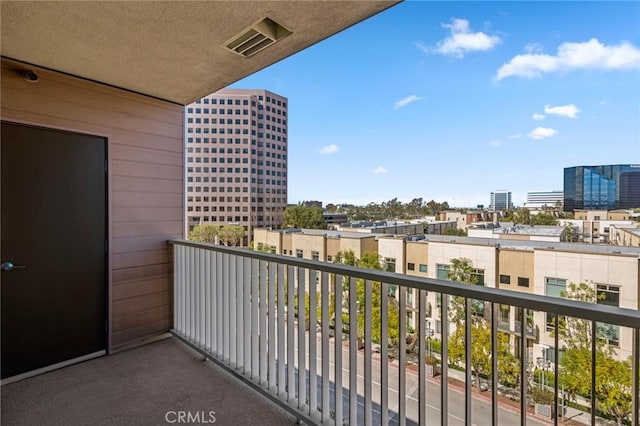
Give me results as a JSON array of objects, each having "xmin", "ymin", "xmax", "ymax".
[
  {"xmin": 277, "ymin": 263, "xmax": 286, "ymax": 397},
  {"xmin": 441, "ymin": 293, "xmax": 449, "ymax": 426},
  {"xmin": 418, "ymin": 289, "xmax": 426, "ymax": 426},
  {"xmin": 591, "ymin": 319, "xmax": 597, "ymax": 426},
  {"xmin": 268, "ymin": 259, "xmax": 277, "ymax": 391},
  {"xmin": 491, "ymin": 303, "xmax": 498, "ymax": 426},
  {"xmin": 173, "ymin": 245, "xmax": 179, "ymax": 335},
  {"xmin": 287, "ymin": 265, "xmax": 295, "ymax": 403},
  {"xmin": 259, "ymin": 260, "xmax": 268, "ymax": 385},
  {"xmin": 199, "ymin": 247, "xmax": 205, "ymax": 347},
  {"xmin": 243, "ymin": 256, "xmax": 251, "ymax": 375},
  {"xmin": 364, "ymin": 279, "xmax": 373, "ymax": 426},
  {"xmin": 320, "ymin": 271, "xmax": 330, "ymax": 423},
  {"xmin": 229, "ymin": 254, "xmax": 237, "ymax": 367},
  {"xmin": 309, "ymin": 269, "xmax": 318, "ymax": 417},
  {"xmin": 334, "ymin": 274, "xmax": 344, "ymax": 426},
  {"xmin": 223, "ymin": 252, "xmax": 230, "ymax": 363},
  {"xmin": 554, "ymin": 312, "xmax": 559, "ymax": 426},
  {"xmin": 251, "ymin": 258, "xmax": 259, "ymax": 380},
  {"xmin": 465, "ymin": 297, "xmax": 472, "ymax": 426},
  {"xmin": 399, "ymin": 286, "xmax": 407, "ymax": 426},
  {"xmin": 348, "ymin": 276, "xmax": 358, "ymax": 426},
  {"xmin": 297, "ymin": 267, "xmax": 306, "ymax": 410},
  {"xmin": 633, "ymin": 327, "xmax": 639, "ymax": 426},
  {"xmin": 380, "ymin": 283, "xmax": 389, "ymax": 426},
  {"xmin": 216, "ymin": 252, "xmax": 223, "ymax": 357},
  {"xmin": 187, "ymin": 246, "xmax": 193, "ymax": 340},
  {"xmin": 236, "ymin": 254, "xmax": 243, "ymax": 369},
  {"xmin": 520, "ymin": 307, "xmax": 527, "ymax": 426}
]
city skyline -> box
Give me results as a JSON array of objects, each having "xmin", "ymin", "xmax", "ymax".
[{"xmin": 230, "ymin": 1, "xmax": 640, "ymax": 207}]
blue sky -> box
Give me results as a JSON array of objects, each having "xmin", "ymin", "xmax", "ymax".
[{"xmin": 231, "ymin": 1, "xmax": 640, "ymax": 207}]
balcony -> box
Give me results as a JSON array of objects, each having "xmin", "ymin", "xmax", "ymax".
[
  {"xmin": 3, "ymin": 240, "xmax": 639, "ymax": 426},
  {"xmin": 499, "ymin": 320, "xmax": 540, "ymax": 341}
]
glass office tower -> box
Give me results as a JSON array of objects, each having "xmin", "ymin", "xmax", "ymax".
[{"xmin": 564, "ymin": 164, "xmax": 640, "ymax": 211}]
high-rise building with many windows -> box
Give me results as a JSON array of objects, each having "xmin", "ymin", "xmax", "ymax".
[
  {"xmin": 185, "ymin": 89, "xmax": 288, "ymax": 244},
  {"xmin": 489, "ymin": 190, "xmax": 513, "ymax": 211},
  {"xmin": 564, "ymin": 164, "xmax": 640, "ymax": 211}
]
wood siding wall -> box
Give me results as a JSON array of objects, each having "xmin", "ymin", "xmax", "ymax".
[{"xmin": 1, "ymin": 59, "xmax": 184, "ymax": 349}]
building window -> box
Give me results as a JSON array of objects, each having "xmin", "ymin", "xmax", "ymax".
[
  {"xmin": 419, "ymin": 264, "xmax": 428, "ymax": 273},
  {"xmin": 296, "ymin": 249, "xmax": 303, "ymax": 258},
  {"xmin": 384, "ymin": 258, "xmax": 396, "ymax": 273},
  {"xmin": 499, "ymin": 274, "xmax": 511, "ymax": 285},
  {"xmin": 517, "ymin": 277, "xmax": 529, "ymax": 287},
  {"xmin": 311, "ymin": 251, "xmax": 319, "ymax": 261},
  {"xmin": 407, "ymin": 263, "xmax": 415, "ymax": 271},
  {"xmin": 327, "ymin": 255, "xmax": 333, "ymax": 262},
  {"xmin": 546, "ymin": 277, "xmax": 567, "ymax": 330},
  {"xmin": 436, "ymin": 264, "xmax": 450, "ymax": 280},
  {"xmin": 597, "ymin": 284, "xmax": 620, "ymax": 346}
]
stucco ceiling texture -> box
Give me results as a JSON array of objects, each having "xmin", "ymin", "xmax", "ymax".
[{"xmin": 1, "ymin": 1, "xmax": 400, "ymax": 105}]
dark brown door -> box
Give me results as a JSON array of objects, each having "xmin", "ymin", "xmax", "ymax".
[{"xmin": 1, "ymin": 122, "xmax": 107, "ymax": 379}]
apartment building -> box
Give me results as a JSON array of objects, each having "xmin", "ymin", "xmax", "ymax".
[
  {"xmin": 254, "ymin": 228, "xmax": 640, "ymax": 361},
  {"xmin": 253, "ymin": 228, "xmax": 377, "ymax": 262},
  {"xmin": 185, "ymin": 89, "xmax": 288, "ymax": 244}
]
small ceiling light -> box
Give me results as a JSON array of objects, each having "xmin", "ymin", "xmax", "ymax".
[
  {"xmin": 23, "ymin": 70, "xmax": 39, "ymax": 83},
  {"xmin": 224, "ymin": 17, "xmax": 292, "ymax": 58}
]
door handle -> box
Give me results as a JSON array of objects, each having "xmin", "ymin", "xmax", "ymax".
[{"xmin": 1, "ymin": 262, "xmax": 27, "ymax": 272}]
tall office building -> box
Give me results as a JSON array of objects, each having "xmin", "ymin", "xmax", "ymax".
[
  {"xmin": 185, "ymin": 89, "xmax": 288, "ymax": 244},
  {"xmin": 490, "ymin": 190, "xmax": 513, "ymax": 211},
  {"xmin": 564, "ymin": 165, "xmax": 640, "ymax": 211},
  {"xmin": 525, "ymin": 190, "xmax": 563, "ymax": 209}
]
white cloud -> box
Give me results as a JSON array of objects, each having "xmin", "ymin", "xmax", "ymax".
[
  {"xmin": 599, "ymin": 99, "xmax": 609, "ymax": 105},
  {"xmin": 528, "ymin": 127, "xmax": 557, "ymax": 140},
  {"xmin": 319, "ymin": 144, "xmax": 339, "ymax": 154},
  {"xmin": 489, "ymin": 140, "xmax": 501, "ymax": 147},
  {"xmin": 544, "ymin": 104, "xmax": 580, "ymax": 118},
  {"xmin": 428, "ymin": 18, "xmax": 501, "ymax": 58},
  {"xmin": 507, "ymin": 134, "xmax": 522, "ymax": 139},
  {"xmin": 371, "ymin": 166, "xmax": 388, "ymax": 175},
  {"xmin": 524, "ymin": 42, "xmax": 543, "ymax": 54},
  {"xmin": 393, "ymin": 95, "xmax": 422, "ymax": 110},
  {"xmin": 495, "ymin": 38, "xmax": 640, "ymax": 80},
  {"xmin": 532, "ymin": 113, "xmax": 545, "ymax": 120}
]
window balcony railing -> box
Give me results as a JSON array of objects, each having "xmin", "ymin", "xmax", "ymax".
[
  {"xmin": 170, "ymin": 240, "xmax": 640, "ymax": 426},
  {"xmin": 498, "ymin": 320, "xmax": 539, "ymax": 340}
]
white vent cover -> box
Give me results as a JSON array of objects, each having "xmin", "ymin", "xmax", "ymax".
[{"xmin": 224, "ymin": 17, "xmax": 292, "ymax": 58}]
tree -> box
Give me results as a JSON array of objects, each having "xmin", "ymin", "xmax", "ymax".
[
  {"xmin": 596, "ymin": 356, "xmax": 633, "ymax": 426},
  {"xmin": 532, "ymin": 211, "xmax": 559, "ymax": 225},
  {"xmin": 283, "ymin": 204, "xmax": 325, "ymax": 229},
  {"xmin": 333, "ymin": 250, "xmax": 400, "ymax": 345},
  {"xmin": 217, "ymin": 225, "xmax": 245, "ymax": 246},
  {"xmin": 188, "ymin": 224, "xmax": 220, "ymax": 243},
  {"xmin": 556, "ymin": 282, "xmax": 633, "ymax": 424}
]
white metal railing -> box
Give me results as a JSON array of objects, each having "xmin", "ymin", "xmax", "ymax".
[{"xmin": 170, "ymin": 240, "xmax": 640, "ymax": 426}]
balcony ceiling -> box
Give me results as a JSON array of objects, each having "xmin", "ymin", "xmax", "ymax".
[{"xmin": 1, "ymin": 1, "xmax": 400, "ymax": 105}]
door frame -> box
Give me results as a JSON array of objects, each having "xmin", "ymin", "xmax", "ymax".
[{"xmin": 0, "ymin": 119, "xmax": 112, "ymax": 381}]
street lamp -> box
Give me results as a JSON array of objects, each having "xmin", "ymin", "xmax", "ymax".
[{"xmin": 425, "ymin": 317, "xmax": 434, "ymax": 357}]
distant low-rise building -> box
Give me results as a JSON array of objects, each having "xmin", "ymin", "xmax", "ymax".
[
  {"xmin": 609, "ymin": 225, "xmax": 640, "ymax": 247},
  {"xmin": 335, "ymin": 220, "xmax": 424, "ymax": 235}
]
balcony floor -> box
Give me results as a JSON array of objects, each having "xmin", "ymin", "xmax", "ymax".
[{"xmin": 1, "ymin": 335, "xmax": 297, "ymax": 426}]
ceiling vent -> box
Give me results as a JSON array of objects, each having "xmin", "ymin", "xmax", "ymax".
[{"xmin": 224, "ymin": 17, "xmax": 292, "ymax": 58}]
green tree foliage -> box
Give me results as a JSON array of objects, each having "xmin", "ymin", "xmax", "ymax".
[
  {"xmin": 217, "ymin": 225, "xmax": 245, "ymax": 246},
  {"xmin": 503, "ymin": 208, "xmax": 560, "ymax": 226},
  {"xmin": 188, "ymin": 223, "xmax": 244, "ymax": 246},
  {"xmin": 532, "ymin": 211, "xmax": 559, "ymax": 225},
  {"xmin": 556, "ymin": 282, "xmax": 633, "ymax": 424},
  {"xmin": 444, "ymin": 227, "xmax": 468, "ymax": 236},
  {"xmin": 188, "ymin": 224, "xmax": 220, "ymax": 243},
  {"xmin": 332, "ymin": 250, "xmax": 400, "ymax": 345},
  {"xmin": 445, "ymin": 257, "xmax": 519, "ymax": 388},
  {"xmin": 283, "ymin": 204, "xmax": 325, "ymax": 229},
  {"xmin": 323, "ymin": 198, "xmax": 450, "ymax": 221}
]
